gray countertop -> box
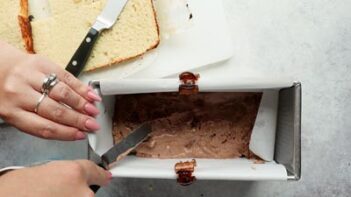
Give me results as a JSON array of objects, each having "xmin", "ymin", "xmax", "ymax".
[{"xmin": 1, "ymin": 0, "xmax": 350, "ymax": 196}]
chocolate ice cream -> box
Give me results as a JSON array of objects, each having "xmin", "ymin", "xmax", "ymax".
[{"xmin": 113, "ymin": 92, "xmax": 262, "ymax": 159}]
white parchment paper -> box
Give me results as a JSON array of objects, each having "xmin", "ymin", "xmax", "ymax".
[
  {"xmin": 99, "ymin": 77, "xmax": 292, "ymax": 95},
  {"xmin": 89, "ymin": 77, "xmax": 292, "ymax": 180}
]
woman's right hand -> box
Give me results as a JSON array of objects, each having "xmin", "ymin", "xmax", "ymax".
[
  {"xmin": 0, "ymin": 160, "xmax": 112, "ymax": 197},
  {"xmin": 0, "ymin": 41, "xmax": 102, "ymax": 141}
]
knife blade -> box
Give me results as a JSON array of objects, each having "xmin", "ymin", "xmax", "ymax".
[
  {"xmin": 90, "ymin": 122, "xmax": 152, "ymax": 193},
  {"xmin": 65, "ymin": 0, "xmax": 129, "ymax": 77},
  {"xmin": 100, "ymin": 122, "xmax": 152, "ymax": 169}
]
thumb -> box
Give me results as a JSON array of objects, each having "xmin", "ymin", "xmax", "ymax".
[{"xmin": 75, "ymin": 160, "xmax": 112, "ymax": 186}]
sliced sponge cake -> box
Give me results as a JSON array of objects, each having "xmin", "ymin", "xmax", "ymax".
[
  {"xmin": 0, "ymin": 0, "xmax": 26, "ymax": 50},
  {"xmin": 21, "ymin": 0, "xmax": 160, "ymax": 71}
]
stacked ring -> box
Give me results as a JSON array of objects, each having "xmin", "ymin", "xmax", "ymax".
[
  {"xmin": 34, "ymin": 93, "xmax": 47, "ymax": 113},
  {"xmin": 41, "ymin": 73, "xmax": 58, "ymax": 94},
  {"xmin": 35, "ymin": 73, "xmax": 60, "ymax": 113}
]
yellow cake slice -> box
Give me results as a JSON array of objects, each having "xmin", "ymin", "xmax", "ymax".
[
  {"xmin": 47, "ymin": 0, "xmax": 99, "ymax": 16},
  {"xmin": 21, "ymin": 0, "xmax": 159, "ymax": 71},
  {"xmin": 0, "ymin": 0, "xmax": 27, "ymax": 51}
]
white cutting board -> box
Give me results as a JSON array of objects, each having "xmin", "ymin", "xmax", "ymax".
[{"xmin": 80, "ymin": 0, "xmax": 233, "ymax": 82}]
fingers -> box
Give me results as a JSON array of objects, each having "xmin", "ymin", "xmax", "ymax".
[
  {"xmin": 75, "ymin": 160, "xmax": 112, "ymax": 186},
  {"xmin": 29, "ymin": 72, "xmax": 100, "ymax": 116},
  {"xmin": 48, "ymin": 82, "xmax": 99, "ymax": 116},
  {"xmin": 54, "ymin": 70, "xmax": 96, "ymax": 102},
  {"xmin": 35, "ymin": 57, "xmax": 101, "ymax": 102},
  {"xmin": 38, "ymin": 160, "xmax": 110, "ymax": 196},
  {"xmin": 33, "ymin": 92, "xmax": 100, "ymax": 132},
  {"xmin": 9, "ymin": 110, "xmax": 86, "ymax": 141}
]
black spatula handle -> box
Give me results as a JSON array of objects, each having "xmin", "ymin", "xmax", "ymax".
[{"xmin": 65, "ymin": 28, "xmax": 100, "ymax": 77}]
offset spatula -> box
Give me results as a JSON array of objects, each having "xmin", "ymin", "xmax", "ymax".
[
  {"xmin": 65, "ymin": 0, "xmax": 129, "ymax": 77},
  {"xmin": 90, "ymin": 123, "xmax": 152, "ymax": 192}
]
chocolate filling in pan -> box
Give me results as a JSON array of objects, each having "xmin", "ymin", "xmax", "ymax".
[{"xmin": 113, "ymin": 92, "xmax": 262, "ymax": 159}]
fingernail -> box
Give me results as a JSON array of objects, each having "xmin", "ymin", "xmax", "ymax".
[
  {"xmin": 85, "ymin": 119, "xmax": 100, "ymax": 131},
  {"xmin": 106, "ymin": 171, "xmax": 113, "ymax": 180},
  {"xmin": 88, "ymin": 86, "xmax": 94, "ymax": 91},
  {"xmin": 75, "ymin": 132, "xmax": 86, "ymax": 140},
  {"xmin": 87, "ymin": 91, "xmax": 102, "ymax": 102},
  {"xmin": 84, "ymin": 103, "xmax": 100, "ymax": 116}
]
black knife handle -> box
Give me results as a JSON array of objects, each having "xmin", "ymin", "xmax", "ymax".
[
  {"xmin": 90, "ymin": 185, "xmax": 101, "ymax": 193},
  {"xmin": 65, "ymin": 28, "xmax": 100, "ymax": 77},
  {"xmin": 89, "ymin": 163, "xmax": 105, "ymax": 193}
]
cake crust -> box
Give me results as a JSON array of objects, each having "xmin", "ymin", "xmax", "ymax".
[{"xmin": 18, "ymin": 0, "xmax": 34, "ymax": 53}]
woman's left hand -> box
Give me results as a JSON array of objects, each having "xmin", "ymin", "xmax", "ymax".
[{"xmin": 0, "ymin": 41, "xmax": 102, "ymax": 141}]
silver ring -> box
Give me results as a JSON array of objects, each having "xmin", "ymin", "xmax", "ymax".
[
  {"xmin": 41, "ymin": 73, "xmax": 57, "ymax": 94},
  {"xmin": 34, "ymin": 93, "xmax": 47, "ymax": 113},
  {"xmin": 47, "ymin": 78, "xmax": 60, "ymax": 94}
]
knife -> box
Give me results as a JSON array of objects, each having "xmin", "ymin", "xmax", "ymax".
[
  {"xmin": 90, "ymin": 122, "xmax": 152, "ymax": 192},
  {"xmin": 65, "ymin": 0, "xmax": 129, "ymax": 77}
]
